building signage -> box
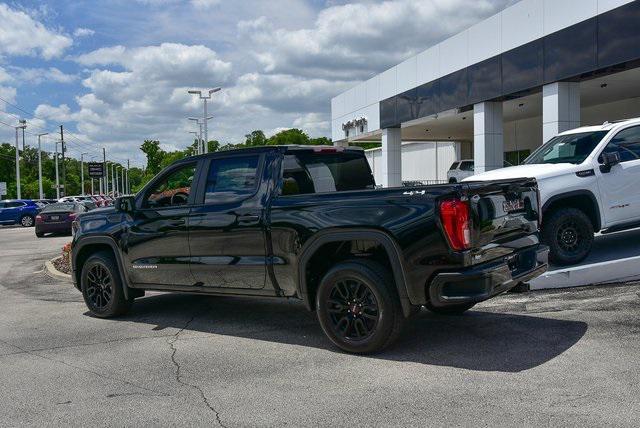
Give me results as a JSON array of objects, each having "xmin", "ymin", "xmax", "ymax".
[{"xmin": 87, "ymin": 162, "xmax": 105, "ymax": 178}]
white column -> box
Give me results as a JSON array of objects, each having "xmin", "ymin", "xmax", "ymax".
[
  {"xmin": 473, "ymin": 101, "xmax": 504, "ymax": 174},
  {"xmin": 542, "ymin": 82, "xmax": 580, "ymax": 144},
  {"xmin": 380, "ymin": 128, "xmax": 402, "ymax": 187}
]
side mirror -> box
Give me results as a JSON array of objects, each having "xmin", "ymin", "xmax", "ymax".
[
  {"xmin": 114, "ymin": 196, "xmax": 136, "ymax": 213},
  {"xmin": 600, "ymin": 152, "xmax": 621, "ymax": 173}
]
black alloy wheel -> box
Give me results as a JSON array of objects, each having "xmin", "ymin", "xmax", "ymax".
[
  {"xmin": 86, "ymin": 263, "xmax": 113, "ymax": 310},
  {"xmin": 542, "ymin": 207, "xmax": 594, "ymax": 266},
  {"xmin": 327, "ymin": 278, "xmax": 380, "ymax": 341},
  {"xmin": 316, "ymin": 260, "xmax": 404, "ymax": 354},
  {"xmin": 81, "ymin": 251, "xmax": 132, "ymax": 317}
]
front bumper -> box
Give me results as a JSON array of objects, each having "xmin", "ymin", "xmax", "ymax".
[{"xmin": 428, "ymin": 245, "xmax": 549, "ymax": 307}]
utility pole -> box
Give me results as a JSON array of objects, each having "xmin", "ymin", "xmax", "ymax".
[
  {"xmin": 189, "ymin": 117, "xmax": 211, "ymax": 154},
  {"xmin": 54, "ymin": 141, "xmax": 60, "ymax": 199},
  {"xmin": 111, "ymin": 164, "xmax": 116, "ymax": 196},
  {"xmin": 14, "ymin": 120, "xmax": 27, "ymax": 199},
  {"xmin": 59, "ymin": 125, "xmax": 66, "ymax": 197},
  {"xmin": 188, "ymin": 88, "xmax": 220, "ymax": 154},
  {"xmin": 37, "ymin": 133, "xmax": 48, "ymax": 199},
  {"xmin": 21, "ymin": 125, "xmax": 26, "ymax": 152},
  {"xmin": 121, "ymin": 166, "xmax": 125, "ymax": 195},
  {"xmin": 102, "ymin": 148, "xmax": 107, "ymax": 195}
]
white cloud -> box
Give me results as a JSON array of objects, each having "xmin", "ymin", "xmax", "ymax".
[
  {"xmin": 239, "ymin": 0, "xmax": 516, "ymax": 80},
  {"xmin": 9, "ymin": 67, "xmax": 77, "ymax": 85},
  {"xmin": 73, "ymin": 27, "xmax": 95, "ymax": 38},
  {"xmin": 191, "ymin": 0, "xmax": 220, "ymax": 9},
  {"xmin": 0, "ymin": 3, "xmax": 72, "ymax": 59}
]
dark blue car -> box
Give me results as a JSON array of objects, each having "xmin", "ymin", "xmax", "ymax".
[{"xmin": 0, "ymin": 199, "xmax": 40, "ymax": 227}]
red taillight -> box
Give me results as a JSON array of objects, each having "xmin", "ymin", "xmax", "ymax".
[
  {"xmin": 36, "ymin": 215, "xmax": 43, "ymax": 223},
  {"xmin": 439, "ymin": 198, "xmax": 471, "ymax": 251},
  {"xmin": 69, "ymin": 213, "xmax": 77, "ymax": 220}
]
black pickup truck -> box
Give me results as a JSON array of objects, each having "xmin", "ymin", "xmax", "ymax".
[{"xmin": 71, "ymin": 145, "xmax": 548, "ymax": 353}]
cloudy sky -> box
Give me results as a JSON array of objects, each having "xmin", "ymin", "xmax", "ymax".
[{"xmin": 0, "ymin": 0, "xmax": 517, "ymax": 166}]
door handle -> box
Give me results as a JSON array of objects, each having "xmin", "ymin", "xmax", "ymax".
[
  {"xmin": 168, "ymin": 219, "xmax": 185, "ymax": 226},
  {"xmin": 238, "ymin": 214, "xmax": 260, "ymax": 223}
]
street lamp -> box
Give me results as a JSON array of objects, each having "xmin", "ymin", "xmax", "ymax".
[
  {"xmin": 36, "ymin": 133, "xmax": 48, "ymax": 199},
  {"xmin": 189, "ymin": 116, "xmax": 213, "ymax": 154},
  {"xmin": 14, "ymin": 120, "xmax": 27, "ymax": 199},
  {"xmin": 188, "ymin": 87, "xmax": 220, "ymax": 154},
  {"xmin": 80, "ymin": 152, "xmax": 89, "ymax": 195}
]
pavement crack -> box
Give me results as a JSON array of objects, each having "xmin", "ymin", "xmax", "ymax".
[
  {"xmin": 0, "ymin": 338, "xmax": 168, "ymax": 397},
  {"xmin": 168, "ymin": 314, "xmax": 227, "ymax": 428}
]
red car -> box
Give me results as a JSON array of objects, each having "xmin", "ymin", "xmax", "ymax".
[{"xmin": 35, "ymin": 202, "xmax": 87, "ymax": 237}]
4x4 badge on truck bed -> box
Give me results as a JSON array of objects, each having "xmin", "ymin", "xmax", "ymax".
[{"xmin": 403, "ymin": 190, "xmax": 426, "ymax": 196}]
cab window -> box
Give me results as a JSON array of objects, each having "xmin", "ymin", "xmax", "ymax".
[
  {"xmin": 601, "ymin": 126, "xmax": 640, "ymax": 163},
  {"xmin": 143, "ymin": 163, "xmax": 196, "ymax": 208},
  {"xmin": 280, "ymin": 151, "xmax": 375, "ymax": 196},
  {"xmin": 449, "ymin": 162, "xmax": 460, "ymax": 170},
  {"xmin": 204, "ymin": 155, "xmax": 260, "ymax": 204}
]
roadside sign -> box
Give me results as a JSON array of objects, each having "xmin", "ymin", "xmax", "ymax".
[
  {"xmin": 0, "ymin": 182, "xmax": 6, "ymax": 197},
  {"xmin": 87, "ymin": 162, "xmax": 105, "ymax": 178}
]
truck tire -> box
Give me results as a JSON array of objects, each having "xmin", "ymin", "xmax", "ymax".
[
  {"xmin": 542, "ymin": 207, "xmax": 594, "ymax": 266},
  {"xmin": 316, "ymin": 260, "xmax": 404, "ymax": 354},
  {"xmin": 81, "ymin": 251, "xmax": 132, "ymax": 318},
  {"xmin": 424, "ymin": 301, "xmax": 476, "ymax": 315}
]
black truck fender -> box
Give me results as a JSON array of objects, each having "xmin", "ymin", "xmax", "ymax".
[
  {"xmin": 72, "ymin": 236, "xmax": 132, "ymax": 300},
  {"xmin": 296, "ymin": 228, "xmax": 414, "ymax": 318}
]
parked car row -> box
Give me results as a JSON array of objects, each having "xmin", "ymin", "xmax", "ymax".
[{"xmin": 0, "ymin": 194, "xmax": 114, "ymax": 236}]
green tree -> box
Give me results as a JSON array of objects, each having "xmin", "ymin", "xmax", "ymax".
[
  {"xmin": 266, "ymin": 128, "xmax": 310, "ymax": 146},
  {"xmin": 140, "ymin": 140, "xmax": 165, "ymax": 176},
  {"xmin": 244, "ymin": 130, "xmax": 267, "ymax": 147}
]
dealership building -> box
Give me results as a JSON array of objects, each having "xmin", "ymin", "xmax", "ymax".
[{"xmin": 331, "ymin": 0, "xmax": 640, "ymax": 185}]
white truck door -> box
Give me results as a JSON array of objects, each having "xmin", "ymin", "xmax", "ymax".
[{"xmin": 596, "ymin": 125, "xmax": 640, "ymax": 226}]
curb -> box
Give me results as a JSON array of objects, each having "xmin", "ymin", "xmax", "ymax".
[{"xmin": 45, "ymin": 256, "xmax": 72, "ymax": 282}]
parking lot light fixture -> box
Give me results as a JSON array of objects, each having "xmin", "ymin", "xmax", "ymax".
[
  {"xmin": 188, "ymin": 88, "xmax": 220, "ymax": 154},
  {"xmin": 36, "ymin": 133, "xmax": 48, "ymax": 200}
]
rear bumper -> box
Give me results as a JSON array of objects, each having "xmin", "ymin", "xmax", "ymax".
[
  {"xmin": 36, "ymin": 223, "xmax": 72, "ymax": 233},
  {"xmin": 428, "ymin": 245, "xmax": 549, "ymax": 307}
]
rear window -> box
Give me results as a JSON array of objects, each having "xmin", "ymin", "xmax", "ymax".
[
  {"xmin": 459, "ymin": 161, "xmax": 474, "ymax": 171},
  {"xmin": 280, "ymin": 151, "xmax": 375, "ymax": 196},
  {"xmin": 449, "ymin": 162, "xmax": 460, "ymax": 170},
  {"xmin": 42, "ymin": 203, "xmax": 76, "ymax": 213}
]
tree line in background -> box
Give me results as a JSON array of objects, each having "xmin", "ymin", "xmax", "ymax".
[
  {"xmin": 0, "ymin": 143, "xmax": 145, "ymax": 200},
  {"xmin": 1, "ymin": 128, "xmax": 378, "ymax": 198}
]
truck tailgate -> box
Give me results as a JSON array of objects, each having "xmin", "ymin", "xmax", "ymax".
[{"xmin": 462, "ymin": 178, "xmax": 540, "ymax": 265}]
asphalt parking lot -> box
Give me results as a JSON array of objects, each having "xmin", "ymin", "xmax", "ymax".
[{"xmin": 0, "ymin": 226, "xmax": 639, "ymax": 426}]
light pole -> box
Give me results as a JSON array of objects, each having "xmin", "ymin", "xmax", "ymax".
[
  {"xmin": 121, "ymin": 166, "xmax": 125, "ymax": 195},
  {"xmin": 36, "ymin": 133, "xmax": 48, "ymax": 199},
  {"xmin": 14, "ymin": 120, "xmax": 27, "ymax": 199},
  {"xmin": 188, "ymin": 88, "xmax": 220, "ymax": 154},
  {"xmin": 189, "ymin": 116, "xmax": 213, "ymax": 154},
  {"xmin": 188, "ymin": 117, "xmax": 203, "ymax": 154},
  {"xmin": 80, "ymin": 152, "xmax": 89, "ymax": 195}
]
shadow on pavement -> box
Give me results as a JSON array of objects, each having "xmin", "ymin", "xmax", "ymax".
[{"xmin": 108, "ymin": 292, "xmax": 587, "ymax": 373}]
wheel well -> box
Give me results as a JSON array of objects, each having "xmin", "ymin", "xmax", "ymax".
[
  {"xmin": 74, "ymin": 243, "xmax": 116, "ymax": 286},
  {"xmin": 544, "ymin": 194, "xmax": 601, "ymax": 232},
  {"xmin": 303, "ymin": 239, "xmax": 394, "ymax": 311}
]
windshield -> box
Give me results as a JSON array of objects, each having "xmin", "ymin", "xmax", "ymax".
[{"xmin": 524, "ymin": 131, "xmax": 608, "ymax": 165}]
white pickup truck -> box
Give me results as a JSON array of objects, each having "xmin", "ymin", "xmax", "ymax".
[{"xmin": 465, "ymin": 117, "xmax": 640, "ymax": 265}]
